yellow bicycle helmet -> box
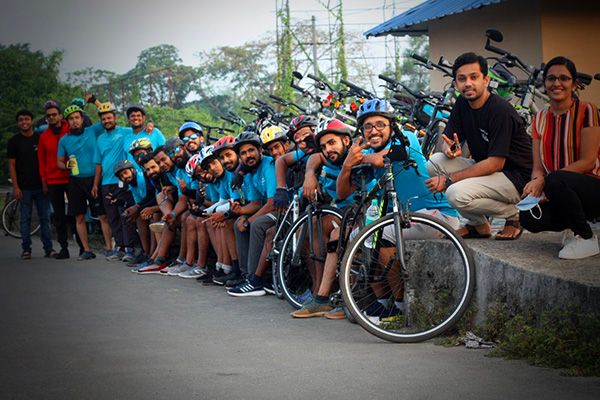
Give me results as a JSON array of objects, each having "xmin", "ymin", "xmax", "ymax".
[
  {"xmin": 97, "ymin": 102, "xmax": 116, "ymax": 115},
  {"xmin": 259, "ymin": 125, "xmax": 288, "ymax": 147}
]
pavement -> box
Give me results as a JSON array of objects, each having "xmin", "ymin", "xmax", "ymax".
[{"xmin": 1, "ymin": 236, "xmax": 599, "ymax": 400}]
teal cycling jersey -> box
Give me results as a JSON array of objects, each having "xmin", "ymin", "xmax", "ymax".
[
  {"xmin": 205, "ymin": 181, "xmax": 220, "ymax": 203},
  {"xmin": 166, "ymin": 167, "xmax": 197, "ymax": 196},
  {"xmin": 128, "ymin": 170, "xmax": 147, "ymax": 204},
  {"xmin": 122, "ymin": 127, "xmax": 166, "ymax": 164},
  {"xmin": 244, "ymin": 155, "xmax": 277, "ymax": 202},
  {"xmin": 94, "ymin": 126, "xmax": 131, "ymax": 185},
  {"xmin": 364, "ymin": 130, "xmax": 458, "ymax": 217},
  {"xmin": 57, "ymin": 123, "xmax": 103, "ymax": 178},
  {"xmin": 321, "ymin": 159, "xmax": 375, "ymax": 209}
]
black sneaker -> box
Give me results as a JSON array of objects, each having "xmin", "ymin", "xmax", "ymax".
[
  {"xmin": 54, "ymin": 248, "xmax": 70, "ymax": 260},
  {"xmin": 225, "ymin": 275, "xmax": 246, "ymax": 289},
  {"xmin": 78, "ymin": 251, "xmax": 96, "ymax": 260},
  {"xmin": 227, "ymin": 280, "xmax": 266, "ymax": 297},
  {"xmin": 197, "ymin": 271, "xmax": 213, "ymax": 283},
  {"xmin": 213, "ymin": 271, "xmax": 239, "ymax": 286},
  {"xmin": 263, "ymin": 282, "xmax": 276, "ymax": 295}
]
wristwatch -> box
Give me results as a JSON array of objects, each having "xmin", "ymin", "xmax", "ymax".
[
  {"xmin": 242, "ymin": 216, "xmax": 250, "ymax": 230},
  {"xmin": 444, "ymin": 175, "xmax": 453, "ymax": 189}
]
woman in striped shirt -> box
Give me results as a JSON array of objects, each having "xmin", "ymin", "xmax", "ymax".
[{"xmin": 520, "ymin": 56, "xmax": 600, "ymax": 259}]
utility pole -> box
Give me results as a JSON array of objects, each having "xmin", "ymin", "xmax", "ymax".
[{"xmin": 311, "ymin": 15, "xmax": 319, "ymax": 95}]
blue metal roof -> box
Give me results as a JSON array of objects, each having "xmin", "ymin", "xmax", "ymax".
[{"xmin": 365, "ymin": 0, "xmax": 505, "ymax": 37}]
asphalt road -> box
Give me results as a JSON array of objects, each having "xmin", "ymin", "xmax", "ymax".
[{"xmin": 1, "ymin": 237, "xmax": 599, "ymax": 400}]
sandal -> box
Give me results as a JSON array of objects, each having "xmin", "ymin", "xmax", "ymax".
[
  {"xmin": 495, "ymin": 219, "xmax": 523, "ymax": 241},
  {"xmin": 21, "ymin": 250, "xmax": 32, "ymax": 260},
  {"xmin": 44, "ymin": 249, "xmax": 58, "ymax": 258},
  {"xmin": 457, "ymin": 224, "xmax": 492, "ymax": 239}
]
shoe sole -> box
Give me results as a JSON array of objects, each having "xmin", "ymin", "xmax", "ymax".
[
  {"xmin": 137, "ymin": 270, "xmax": 163, "ymax": 275},
  {"xmin": 324, "ymin": 313, "xmax": 347, "ymax": 320},
  {"xmin": 179, "ymin": 274, "xmax": 205, "ymax": 279},
  {"xmin": 227, "ymin": 290, "xmax": 266, "ymax": 297},
  {"xmin": 263, "ymin": 288, "xmax": 276, "ymax": 295},
  {"xmin": 290, "ymin": 311, "xmax": 330, "ymax": 318}
]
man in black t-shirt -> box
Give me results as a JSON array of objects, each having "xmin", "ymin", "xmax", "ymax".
[
  {"xmin": 7, "ymin": 110, "xmax": 55, "ymax": 258},
  {"xmin": 425, "ymin": 52, "xmax": 532, "ymax": 240}
]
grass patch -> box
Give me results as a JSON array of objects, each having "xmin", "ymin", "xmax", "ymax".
[{"xmin": 435, "ymin": 303, "xmax": 600, "ymax": 377}]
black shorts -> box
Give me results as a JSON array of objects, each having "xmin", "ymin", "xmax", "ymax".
[{"xmin": 67, "ymin": 177, "xmax": 106, "ymax": 217}]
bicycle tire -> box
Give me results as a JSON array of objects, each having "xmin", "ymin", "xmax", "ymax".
[
  {"xmin": 277, "ymin": 205, "xmax": 343, "ymax": 309},
  {"xmin": 2, "ymin": 199, "xmax": 41, "ymax": 239},
  {"xmin": 340, "ymin": 212, "xmax": 475, "ymax": 343},
  {"xmin": 421, "ymin": 118, "xmax": 446, "ymax": 160}
]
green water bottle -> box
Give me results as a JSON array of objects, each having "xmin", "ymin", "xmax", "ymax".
[{"xmin": 69, "ymin": 155, "xmax": 79, "ymax": 176}]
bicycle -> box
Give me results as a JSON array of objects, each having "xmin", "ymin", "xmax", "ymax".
[
  {"xmin": 276, "ymin": 194, "xmax": 344, "ymax": 309},
  {"xmin": 2, "ymin": 189, "xmax": 41, "ymax": 239},
  {"xmin": 338, "ymin": 140, "xmax": 476, "ymax": 343}
]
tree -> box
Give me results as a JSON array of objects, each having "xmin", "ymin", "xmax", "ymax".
[
  {"xmin": 399, "ymin": 36, "xmax": 430, "ymax": 93},
  {"xmin": 0, "ymin": 44, "xmax": 79, "ymax": 182}
]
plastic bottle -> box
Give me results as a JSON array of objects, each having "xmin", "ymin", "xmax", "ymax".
[
  {"xmin": 69, "ymin": 155, "xmax": 79, "ymax": 176},
  {"xmin": 364, "ymin": 199, "xmax": 379, "ymax": 248}
]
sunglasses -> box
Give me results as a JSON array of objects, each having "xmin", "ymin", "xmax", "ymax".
[{"xmin": 182, "ymin": 133, "xmax": 199, "ymax": 143}]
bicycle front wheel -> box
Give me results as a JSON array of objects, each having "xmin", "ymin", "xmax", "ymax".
[
  {"xmin": 277, "ymin": 205, "xmax": 343, "ymax": 309},
  {"xmin": 2, "ymin": 199, "xmax": 40, "ymax": 238},
  {"xmin": 340, "ymin": 213, "xmax": 475, "ymax": 343}
]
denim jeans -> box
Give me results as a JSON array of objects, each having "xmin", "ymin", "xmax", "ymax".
[{"xmin": 20, "ymin": 188, "xmax": 53, "ymax": 252}]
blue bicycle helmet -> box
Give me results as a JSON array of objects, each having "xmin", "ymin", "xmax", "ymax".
[
  {"xmin": 356, "ymin": 99, "xmax": 396, "ymax": 126},
  {"xmin": 178, "ymin": 121, "xmax": 203, "ymax": 138}
]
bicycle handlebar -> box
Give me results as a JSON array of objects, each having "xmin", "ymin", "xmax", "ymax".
[
  {"xmin": 411, "ymin": 54, "xmax": 428, "ymax": 64},
  {"xmin": 340, "ymin": 79, "xmax": 375, "ymax": 98}
]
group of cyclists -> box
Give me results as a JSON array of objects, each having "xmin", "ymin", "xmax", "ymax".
[{"xmin": 8, "ymin": 51, "xmax": 600, "ymax": 327}]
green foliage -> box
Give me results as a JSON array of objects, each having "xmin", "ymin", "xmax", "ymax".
[
  {"xmin": 276, "ymin": 0, "xmax": 295, "ymax": 101},
  {"xmin": 0, "ymin": 44, "xmax": 79, "ymax": 182},
  {"xmin": 336, "ymin": 1, "xmax": 348, "ymax": 82},
  {"xmin": 142, "ymin": 105, "xmax": 222, "ymax": 139},
  {"xmin": 471, "ymin": 304, "xmax": 600, "ymax": 377},
  {"xmin": 382, "ymin": 35, "xmax": 430, "ymax": 94}
]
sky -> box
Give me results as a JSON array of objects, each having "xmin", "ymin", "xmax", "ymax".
[{"xmin": 0, "ymin": 0, "xmax": 422, "ymax": 77}]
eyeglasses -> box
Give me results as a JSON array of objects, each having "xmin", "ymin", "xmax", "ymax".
[
  {"xmin": 545, "ymin": 75, "xmax": 572, "ymax": 83},
  {"xmin": 168, "ymin": 146, "xmax": 181, "ymax": 157},
  {"xmin": 362, "ymin": 121, "xmax": 390, "ymax": 132},
  {"xmin": 182, "ymin": 133, "xmax": 199, "ymax": 143}
]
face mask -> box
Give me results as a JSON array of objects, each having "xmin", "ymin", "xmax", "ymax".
[{"xmin": 516, "ymin": 194, "xmax": 542, "ymax": 220}]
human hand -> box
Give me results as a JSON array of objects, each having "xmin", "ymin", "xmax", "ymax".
[
  {"xmin": 443, "ymin": 133, "xmax": 462, "ymax": 159},
  {"xmin": 522, "ymin": 177, "xmax": 545, "ymax": 198}
]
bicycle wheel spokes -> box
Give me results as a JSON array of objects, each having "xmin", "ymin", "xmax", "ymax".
[
  {"xmin": 341, "ymin": 214, "xmax": 475, "ymax": 343},
  {"xmin": 278, "ymin": 206, "xmax": 343, "ymax": 309}
]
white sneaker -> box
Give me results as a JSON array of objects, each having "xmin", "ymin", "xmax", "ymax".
[
  {"xmin": 558, "ymin": 235, "xmax": 599, "ymax": 260},
  {"xmin": 179, "ymin": 266, "xmax": 207, "ymax": 279},
  {"xmin": 167, "ymin": 262, "xmax": 187, "ymax": 276},
  {"xmin": 561, "ymin": 229, "xmax": 575, "ymax": 246}
]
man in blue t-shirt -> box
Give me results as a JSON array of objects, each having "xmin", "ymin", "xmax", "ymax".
[
  {"xmin": 122, "ymin": 104, "xmax": 166, "ymax": 166},
  {"xmin": 92, "ymin": 102, "xmax": 137, "ymax": 262},
  {"xmin": 291, "ymin": 119, "xmax": 362, "ymax": 318},
  {"xmin": 57, "ymin": 105, "xmax": 112, "ymax": 260},
  {"xmin": 227, "ymin": 131, "xmax": 278, "ymax": 290},
  {"xmin": 334, "ymin": 99, "xmax": 460, "ymax": 320}
]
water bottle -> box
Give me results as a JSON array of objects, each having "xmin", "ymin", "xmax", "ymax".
[
  {"xmin": 364, "ymin": 199, "xmax": 379, "ymax": 248},
  {"xmin": 69, "ymin": 155, "xmax": 79, "ymax": 176}
]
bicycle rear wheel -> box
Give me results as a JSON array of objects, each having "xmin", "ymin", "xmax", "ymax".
[
  {"xmin": 2, "ymin": 199, "xmax": 41, "ymax": 239},
  {"xmin": 277, "ymin": 206, "xmax": 343, "ymax": 309},
  {"xmin": 340, "ymin": 213, "xmax": 475, "ymax": 343}
]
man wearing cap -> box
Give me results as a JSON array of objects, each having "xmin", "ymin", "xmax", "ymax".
[
  {"xmin": 178, "ymin": 121, "xmax": 204, "ymax": 155},
  {"xmin": 91, "ymin": 101, "xmax": 138, "ymax": 262}
]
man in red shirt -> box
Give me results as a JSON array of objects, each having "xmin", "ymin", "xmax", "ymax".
[{"xmin": 38, "ymin": 100, "xmax": 82, "ymax": 259}]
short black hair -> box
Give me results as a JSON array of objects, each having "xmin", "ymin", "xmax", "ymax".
[
  {"xmin": 139, "ymin": 153, "xmax": 156, "ymax": 166},
  {"xmin": 15, "ymin": 109, "xmax": 34, "ymax": 121},
  {"xmin": 543, "ymin": 56, "xmax": 577, "ymax": 81},
  {"xmin": 153, "ymin": 145, "xmax": 166, "ymax": 158},
  {"xmin": 452, "ymin": 52, "xmax": 488, "ymax": 79}
]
